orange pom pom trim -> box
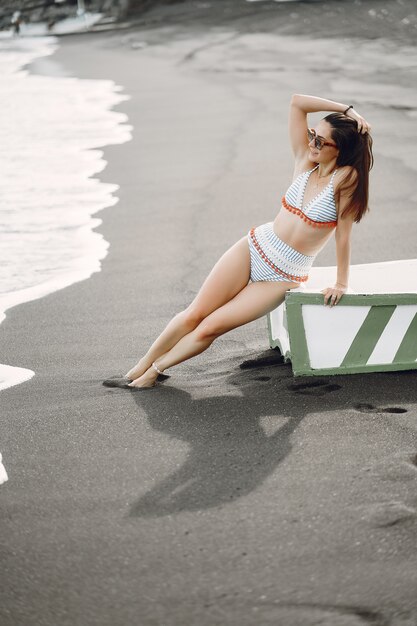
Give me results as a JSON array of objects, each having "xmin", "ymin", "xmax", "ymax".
[
  {"xmin": 249, "ymin": 228, "xmax": 309, "ymax": 283},
  {"xmin": 281, "ymin": 196, "xmax": 337, "ymax": 229}
]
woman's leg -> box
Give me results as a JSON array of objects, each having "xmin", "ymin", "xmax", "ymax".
[
  {"xmin": 129, "ymin": 279, "xmax": 299, "ymax": 387},
  {"xmin": 125, "ymin": 235, "xmax": 251, "ymax": 379}
]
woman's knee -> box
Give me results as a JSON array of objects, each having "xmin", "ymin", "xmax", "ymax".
[
  {"xmin": 180, "ymin": 305, "xmax": 206, "ymax": 331},
  {"xmin": 194, "ymin": 319, "xmax": 223, "ymax": 342}
]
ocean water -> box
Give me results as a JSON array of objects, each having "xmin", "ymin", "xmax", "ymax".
[{"xmin": 0, "ymin": 33, "xmax": 132, "ymax": 391}]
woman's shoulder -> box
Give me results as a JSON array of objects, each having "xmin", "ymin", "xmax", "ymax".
[
  {"xmin": 334, "ymin": 165, "xmax": 358, "ymax": 192},
  {"xmin": 333, "ymin": 167, "xmax": 358, "ymax": 212}
]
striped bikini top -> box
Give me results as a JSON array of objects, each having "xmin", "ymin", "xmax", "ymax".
[{"xmin": 282, "ymin": 165, "xmax": 338, "ymax": 228}]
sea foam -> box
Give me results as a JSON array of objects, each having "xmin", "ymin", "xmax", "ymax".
[{"xmin": 0, "ymin": 33, "xmax": 132, "ymax": 391}]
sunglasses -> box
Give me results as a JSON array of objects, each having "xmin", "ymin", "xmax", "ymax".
[{"xmin": 307, "ymin": 128, "xmax": 337, "ymax": 150}]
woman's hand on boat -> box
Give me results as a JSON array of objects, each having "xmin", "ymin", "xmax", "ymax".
[
  {"xmin": 321, "ymin": 284, "xmax": 346, "ymax": 306},
  {"xmin": 346, "ymin": 108, "xmax": 371, "ymax": 134}
]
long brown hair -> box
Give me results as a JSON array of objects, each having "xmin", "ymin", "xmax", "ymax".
[{"xmin": 324, "ymin": 113, "xmax": 374, "ymax": 222}]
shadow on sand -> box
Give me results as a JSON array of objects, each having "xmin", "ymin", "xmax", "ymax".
[{"xmin": 127, "ymin": 352, "xmax": 417, "ymax": 518}]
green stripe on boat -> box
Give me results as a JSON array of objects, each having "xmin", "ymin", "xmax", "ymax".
[
  {"xmin": 341, "ymin": 305, "xmax": 396, "ymax": 367},
  {"xmin": 393, "ymin": 312, "xmax": 417, "ymax": 363}
]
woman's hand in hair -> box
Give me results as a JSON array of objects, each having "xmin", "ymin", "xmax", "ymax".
[{"xmin": 345, "ymin": 108, "xmax": 371, "ymax": 134}]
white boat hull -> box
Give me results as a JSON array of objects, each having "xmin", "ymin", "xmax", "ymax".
[{"xmin": 268, "ymin": 259, "xmax": 417, "ymax": 376}]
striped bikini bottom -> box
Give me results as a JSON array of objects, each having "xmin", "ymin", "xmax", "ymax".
[{"xmin": 247, "ymin": 222, "xmax": 315, "ymax": 283}]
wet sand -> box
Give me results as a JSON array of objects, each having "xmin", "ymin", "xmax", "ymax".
[{"xmin": 1, "ymin": 1, "xmax": 417, "ymax": 624}]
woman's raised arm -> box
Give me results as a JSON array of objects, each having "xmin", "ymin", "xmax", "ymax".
[{"xmin": 288, "ymin": 94, "xmax": 370, "ymax": 164}]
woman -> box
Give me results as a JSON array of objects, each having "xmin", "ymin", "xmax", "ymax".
[{"xmin": 107, "ymin": 94, "xmax": 373, "ymax": 389}]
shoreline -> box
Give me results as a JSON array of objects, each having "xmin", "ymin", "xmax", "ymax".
[
  {"xmin": 0, "ymin": 35, "xmax": 132, "ymax": 392},
  {"xmin": 1, "ymin": 3, "xmax": 417, "ymax": 624}
]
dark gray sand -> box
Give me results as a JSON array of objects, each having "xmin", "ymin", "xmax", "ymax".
[{"xmin": 1, "ymin": 2, "xmax": 417, "ymax": 625}]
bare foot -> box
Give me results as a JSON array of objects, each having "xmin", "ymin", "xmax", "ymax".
[
  {"xmin": 125, "ymin": 357, "xmax": 150, "ymax": 380},
  {"xmin": 127, "ymin": 366, "xmax": 159, "ymax": 388}
]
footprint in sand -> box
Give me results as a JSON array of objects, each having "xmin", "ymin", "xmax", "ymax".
[
  {"xmin": 287, "ymin": 379, "xmax": 342, "ymax": 396},
  {"xmin": 354, "ymin": 403, "xmax": 408, "ymax": 414},
  {"xmin": 238, "ymin": 602, "xmax": 388, "ymax": 625},
  {"xmin": 357, "ymin": 501, "xmax": 417, "ymax": 528},
  {"xmin": 362, "ymin": 452, "xmax": 417, "ymax": 483}
]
